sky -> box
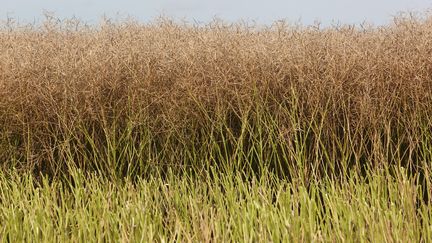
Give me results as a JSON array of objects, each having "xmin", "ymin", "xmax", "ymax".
[{"xmin": 1, "ymin": 0, "xmax": 431, "ymax": 26}]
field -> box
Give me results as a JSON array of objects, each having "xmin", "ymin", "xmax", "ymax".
[{"xmin": 1, "ymin": 14, "xmax": 432, "ymax": 241}]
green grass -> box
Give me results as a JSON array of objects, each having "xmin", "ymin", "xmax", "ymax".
[{"xmin": 1, "ymin": 167, "xmax": 431, "ymax": 242}]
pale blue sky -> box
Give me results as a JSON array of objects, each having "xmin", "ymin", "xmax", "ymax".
[{"xmin": 1, "ymin": 0, "xmax": 431, "ymax": 26}]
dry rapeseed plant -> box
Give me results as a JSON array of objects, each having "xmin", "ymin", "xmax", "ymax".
[{"xmin": 0, "ymin": 14, "xmax": 432, "ymax": 179}]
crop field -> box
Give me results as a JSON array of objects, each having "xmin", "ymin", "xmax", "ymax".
[{"xmin": 1, "ymin": 14, "xmax": 432, "ymax": 241}]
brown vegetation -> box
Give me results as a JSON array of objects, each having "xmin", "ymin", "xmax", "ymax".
[{"xmin": 1, "ymin": 15, "xmax": 432, "ymax": 179}]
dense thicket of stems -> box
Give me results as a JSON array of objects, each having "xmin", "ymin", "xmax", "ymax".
[
  {"xmin": 1, "ymin": 15, "xmax": 432, "ymax": 183},
  {"xmin": 2, "ymin": 13, "xmax": 432, "ymax": 241}
]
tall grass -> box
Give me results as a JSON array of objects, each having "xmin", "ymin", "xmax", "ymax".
[
  {"xmin": 0, "ymin": 168, "xmax": 431, "ymax": 242},
  {"xmin": 1, "ymin": 13, "xmax": 432, "ymax": 240}
]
